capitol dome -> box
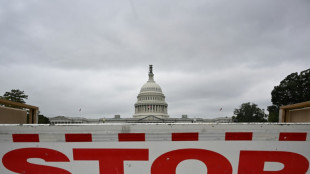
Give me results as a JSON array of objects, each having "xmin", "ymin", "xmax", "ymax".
[
  {"xmin": 140, "ymin": 79, "xmax": 162, "ymax": 93},
  {"xmin": 133, "ymin": 65, "xmax": 169, "ymax": 118}
]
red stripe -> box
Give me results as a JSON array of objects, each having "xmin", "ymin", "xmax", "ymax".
[
  {"xmin": 65, "ymin": 134, "xmax": 92, "ymax": 142},
  {"xmin": 118, "ymin": 133, "xmax": 145, "ymax": 141},
  {"xmin": 172, "ymin": 132, "xmax": 199, "ymax": 141},
  {"xmin": 225, "ymin": 132, "xmax": 253, "ymax": 141},
  {"xmin": 12, "ymin": 134, "xmax": 39, "ymax": 142},
  {"xmin": 279, "ymin": 132, "xmax": 307, "ymax": 141}
]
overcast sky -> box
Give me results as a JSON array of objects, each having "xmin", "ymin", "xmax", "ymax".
[{"xmin": 1, "ymin": 0, "xmax": 309, "ymax": 119}]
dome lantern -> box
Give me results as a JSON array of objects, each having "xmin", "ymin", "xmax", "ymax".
[{"xmin": 148, "ymin": 65, "xmax": 154, "ymax": 82}]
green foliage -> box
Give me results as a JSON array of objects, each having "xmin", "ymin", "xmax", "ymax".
[
  {"xmin": 234, "ymin": 102, "xmax": 267, "ymax": 122},
  {"xmin": 267, "ymin": 105, "xmax": 279, "ymax": 122},
  {"xmin": 271, "ymin": 68, "xmax": 310, "ymax": 106},
  {"xmin": 38, "ymin": 114, "xmax": 50, "ymax": 124},
  {"xmin": 3, "ymin": 89, "xmax": 28, "ymax": 104},
  {"xmin": 231, "ymin": 116, "xmax": 236, "ymax": 122},
  {"xmin": 268, "ymin": 68, "xmax": 310, "ymax": 122}
]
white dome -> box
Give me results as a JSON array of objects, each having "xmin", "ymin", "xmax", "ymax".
[
  {"xmin": 140, "ymin": 81, "xmax": 163, "ymax": 93},
  {"xmin": 133, "ymin": 65, "xmax": 169, "ymax": 118}
]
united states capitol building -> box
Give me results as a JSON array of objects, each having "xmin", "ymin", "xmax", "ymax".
[{"xmin": 49, "ymin": 65, "xmax": 232, "ymax": 124}]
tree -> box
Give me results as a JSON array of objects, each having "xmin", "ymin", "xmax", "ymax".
[
  {"xmin": 234, "ymin": 102, "xmax": 267, "ymax": 122},
  {"xmin": 3, "ymin": 89, "xmax": 28, "ymax": 104},
  {"xmin": 38, "ymin": 114, "xmax": 50, "ymax": 124},
  {"xmin": 268, "ymin": 68, "xmax": 310, "ymax": 122},
  {"xmin": 267, "ymin": 105, "xmax": 278, "ymax": 122},
  {"xmin": 271, "ymin": 68, "xmax": 310, "ymax": 106}
]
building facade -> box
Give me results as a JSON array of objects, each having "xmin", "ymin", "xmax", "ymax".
[
  {"xmin": 49, "ymin": 65, "xmax": 232, "ymax": 124},
  {"xmin": 49, "ymin": 115, "xmax": 232, "ymax": 124},
  {"xmin": 133, "ymin": 65, "xmax": 169, "ymax": 118},
  {"xmin": 49, "ymin": 116, "xmax": 102, "ymax": 124}
]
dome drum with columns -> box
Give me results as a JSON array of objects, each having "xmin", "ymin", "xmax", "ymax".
[{"xmin": 133, "ymin": 65, "xmax": 169, "ymax": 118}]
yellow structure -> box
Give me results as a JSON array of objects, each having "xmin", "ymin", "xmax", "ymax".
[
  {"xmin": 0, "ymin": 98, "xmax": 39, "ymax": 124},
  {"xmin": 279, "ymin": 101, "xmax": 310, "ymax": 122}
]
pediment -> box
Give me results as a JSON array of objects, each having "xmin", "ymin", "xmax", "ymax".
[{"xmin": 138, "ymin": 115, "xmax": 164, "ymax": 121}]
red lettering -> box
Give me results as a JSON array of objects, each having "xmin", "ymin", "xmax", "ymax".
[
  {"xmin": 2, "ymin": 148, "xmax": 70, "ymax": 174},
  {"xmin": 151, "ymin": 148, "xmax": 232, "ymax": 174},
  {"xmin": 73, "ymin": 148, "xmax": 148, "ymax": 174},
  {"xmin": 238, "ymin": 151, "xmax": 309, "ymax": 174}
]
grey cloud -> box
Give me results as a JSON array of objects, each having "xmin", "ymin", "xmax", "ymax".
[{"xmin": 0, "ymin": 0, "xmax": 309, "ymax": 118}]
